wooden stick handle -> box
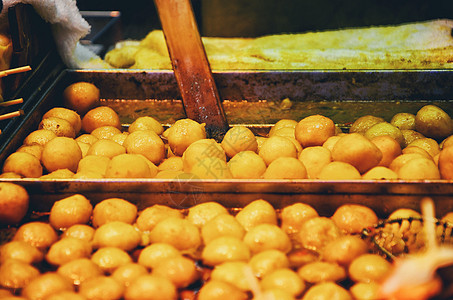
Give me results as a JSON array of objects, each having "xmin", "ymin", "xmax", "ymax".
[
  {"xmin": 154, "ymin": 0, "xmax": 229, "ymax": 140},
  {"xmin": 0, "ymin": 66, "xmax": 31, "ymax": 78},
  {"xmin": 0, "ymin": 98, "xmax": 23, "ymax": 107},
  {"xmin": 0, "ymin": 110, "xmax": 23, "ymax": 121}
]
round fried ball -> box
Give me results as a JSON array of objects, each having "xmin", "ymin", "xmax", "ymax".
[
  {"xmin": 331, "ymin": 204, "xmax": 378, "ymax": 234},
  {"xmin": 249, "ymin": 249, "xmax": 290, "ymax": 279},
  {"xmin": 261, "ymin": 268, "xmax": 305, "ymax": 296},
  {"xmin": 138, "ymin": 243, "xmax": 181, "ymax": 270},
  {"xmin": 90, "ymin": 125, "xmax": 122, "ymax": 140},
  {"xmin": 0, "ymin": 182, "xmax": 29, "ymax": 225},
  {"xmin": 123, "ymin": 274, "xmax": 177, "ymax": 300},
  {"xmin": 158, "ymin": 156, "xmax": 183, "ymax": 172},
  {"xmin": 301, "ymin": 282, "xmax": 352, "ymax": 300},
  {"xmin": 397, "ymin": 157, "xmax": 440, "ymax": 180},
  {"xmin": 43, "ymin": 107, "xmax": 82, "ymax": 134},
  {"xmin": 280, "ymin": 202, "xmax": 318, "ymax": 235},
  {"xmin": 166, "ymin": 118, "xmax": 206, "ymax": 156},
  {"xmin": 23, "ymin": 129, "xmax": 57, "ymax": 146},
  {"xmin": 362, "ymin": 166, "xmax": 398, "ymax": 179},
  {"xmin": 187, "ymin": 201, "xmax": 228, "ymax": 228},
  {"xmin": 370, "ymin": 135, "xmax": 402, "ymax": 167},
  {"xmin": 197, "ymin": 280, "xmax": 248, "ymax": 300},
  {"xmin": 401, "ymin": 129, "xmax": 425, "ymax": 147},
  {"xmin": 128, "ymin": 116, "xmax": 164, "ymax": 135},
  {"xmin": 321, "ymin": 235, "xmax": 368, "ymax": 267},
  {"xmin": 439, "ymin": 146, "xmax": 453, "ymax": 179},
  {"xmin": 210, "ymin": 261, "xmax": 252, "ymax": 292},
  {"xmin": 298, "ymin": 146, "xmax": 332, "ymax": 179},
  {"xmin": 41, "ymin": 136, "xmax": 82, "ymax": 173},
  {"xmin": 349, "ymin": 115, "xmax": 385, "ymax": 134},
  {"xmin": 111, "ymin": 262, "xmax": 148, "ymax": 287},
  {"xmin": 91, "ymin": 247, "xmax": 132, "ymax": 274},
  {"xmin": 92, "ymin": 221, "xmax": 141, "ymax": 251},
  {"xmin": 123, "ymin": 130, "xmax": 165, "ymax": 164},
  {"xmin": 389, "ymin": 153, "xmax": 427, "ymax": 173},
  {"xmin": 3, "ymin": 152, "xmax": 42, "ymax": 178},
  {"xmin": 182, "ymin": 139, "xmax": 226, "ymax": 173},
  {"xmin": 407, "ymin": 137, "xmax": 440, "ymax": 158},
  {"xmin": 39, "ymin": 117, "xmax": 76, "ymax": 138},
  {"xmin": 221, "ymin": 126, "xmax": 258, "ymax": 158},
  {"xmin": 349, "ymin": 254, "xmax": 392, "ymax": 283},
  {"xmin": 21, "ymin": 272, "xmax": 73, "ymax": 300},
  {"xmin": 149, "ymin": 217, "xmax": 201, "ymax": 252},
  {"xmin": 190, "ymin": 156, "xmax": 233, "ymax": 179},
  {"xmin": 75, "ymin": 134, "xmax": 98, "ymax": 145},
  {"xmin": 87, "ymin": 139, "xmax": 126, "ymax": 158},
  {"xmin": 364, "ymin": 122, "xmax": 405, "ymax": 148},
  {"xmin": 235, "ymin": 199, "xmax": 277, "ymax": 231},
  {"xmin": 62, "ymin": 224, "xmax": 95, "ymax": 242},
  {"xmin": 17, "ymin": 144, "xmax": 43, "ymax": 160},
  {"xmin": 92, "ymin": 197, "xmax": 137, "ymax": 227},
  {"xmin": 46, "ymin": 237, "xmax": 92, "ymax": 266},
  {"xmin": 201, "ymin": 213, "xmax": 245, "ymax": 245},
  {"xmin": 63, "ymin": 82, "xmax": 100, "ymax": 115},
  {"xmin": 135, "ymin": 204, "xmax": 183, "ymax": 232},
  {"xmin": 243, "ymin": 224, "xmax": 291, "ymax": 254},
  {"xmin": 227, "ymin": 150, "xmax": 267, "ymax": 179},
  {"xmin": 77, "ymin": 155, "xmax": 110, "ymax": 176},
  {"xmin": 82, "ymin": 106, "xmax": 121, "ymax": 133},
  {"xmin": 0, "ymin": 240, "xmax": 43, "ymax": 264},
  {"xmin": 297, "ymin": 217, "xmax": 342, "ymax": 251},
  {"xmin": 152, "ymin": 255, "xmax": 199, "ymax": 288},
  {"xmin": 263, "ymin": 157, "xmax": 308, "ymax": 179},
  {"xmin": 202, "ymin": 236, "xmax": 251, "ymax": 266},
  {"xmin": 295, "ymin": 114, "xmax": 336, "ymax": 147},
  {"xmin": 415, "ymin": 104, "xmax": 453, "ymax": 140},
  {"xmin": 269, "ymin": 119, "xmax": 298, "ymax": 137},
  {"xmin": 0, "ymin": 259, "xmax": 40, "ymax": 290},
  {"xmin": 13, "ymin": 222, "xmax": 58, "ymax": 251},
  {"xmin": 104, "ymin": 153, "xmax": 155, "ymax": 178},
  {"xmin": 390, "ymin": 112, "xmax": 416, "ymax": 130},
  {"xmin": 78, "ymin": 275, "xmax": 124, "ymax": 300},
  {"xmin": 259, "ymin": 135, "xmax": 298, "ymax": 165},
  {"xmin": 317, "ymin": 161, "xmax": 362, "ymax": 180},
  {"xmin": 49, "ymin": 194, "xmax": 93, "ymax": 230}
]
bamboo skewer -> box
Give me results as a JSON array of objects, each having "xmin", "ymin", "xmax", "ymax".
[
  {"xmin": 0, "ymin": 110, "xmax": 23, "ymax": 121},
  {"xmin": 0, "ymin": 65, "xmax": 31, "ymax": 78},
  {"xmin": 0, "ymin": 98, "xmax": 23, "ymax": 107}
]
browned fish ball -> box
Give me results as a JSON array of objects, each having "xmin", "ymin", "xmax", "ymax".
[
  {"xmin": 46, "ymin": 237, "xmax": 92, "ymax": 266},
  {"xmin": 13, "ymin": 222, "xmax": 58, "ymax": 251},
  {"xmin": 2, "ymin": 151, "xmax": 43, "ymax": 178},
  {"xmin": 415, "ymin": 104, "xmax": 453, "ymax": 141},
  {"xmin": 78, "ymin": 275, "xmax": 124, "ymax": 300},
  {"xmin": 63, "ymin": 82, "xmax": 100, "ymax": 116},
  {"xmin": 123, "ymin": 274, "xmax": 177, "ymax": 300},
  {"xmin": 0, "ymin": 182, "xmax": 30, "ymax": 226},
  {"xmin": 0, "ymin": 241, "xmax": 44, "ymax": 264},
  {"xmin": 331, "ymin": 204, "xmax": 378, "ymax": 234},
  {"xmin": 43, "ymin": 107, "xmax": 82, "ymax": 134},
  {"xmin": 49, "ymin": 194, "xmax": 93, "ymax": 230},
  {"xmin": 21, "ymin": 272, "xmax": 73, "ymax": 300},
  {"xmin": 81, "ymin": 106, "xmax": 122, "ymax": 134},
  {"xmin": 92, "ymin": 198, "xmax": 138, "ymax": 228},
  {"xmin": 57, "ymin": 258, "xmax": 103, "ymax": 286}
]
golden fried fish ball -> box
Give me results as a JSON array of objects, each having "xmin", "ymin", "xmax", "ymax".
[
  {"xmin": 396, "ymin": 157, "xmax": 440, "ymax": 180},
  {"xmin": 227, "ymin": 150, "xmax": 267, "ymax": 179},
  {"xmin": 123, "ymin": 130, "xmax": 165, "ymax": 164},
  {"xmin": 259, "ymin": 289, "xmax": 296, "ymax": 300},
  {"xmin": 321, "ymin": 235, "xmax": 368, "ymax": 267},
  {"xmin": 92, "ymin": 197, "xmax": 137, "ymax": 227},
  {"xmin": 110, "ymin": 132, "xmax": 129, "ymax": 146},
  {"xmin": 0, "ymin": 172, "xmax": 22, "ymax": 178},
  {"xmin": 261, "ymin": 268, "xmax": 305, "ymax": 297},
  {"xmin": 62, "ymin": 224, "xmax": 95, "ymax": 242},
  {"xmin": 349, "ymin": 282, "xmax": 381, "ymax": 300},
  {"xmin": 243, "ymin": 223, "xmax": 291, "ymax": 254},
  {"xmin": 364, "ymin": 122, "xmax": 405, "ymax": 148},
  {"xmin": 221, "ymin": 126, "xmax": 258, "ymax": 158},
  {"xmin": 402, "ymin": 129, "xmax": 426, "ymax": 149},
  {"xmin": 91, "ymin": 247, "xmax": 132, "ymax": 274},
  {"xmin": 49, "ymin": 194, "xmax": 93, "ymax": 230},
  {"xmin": 415, "ymin": 104, "xmax": 453, "ymax": 140},
  {"xmin": 76, "ymin": 133, "xmax": 99, "ymax": 145},
  {"xmin": 152, "ymin": 255, "xmax": 199, "ymax": 288},
  {"xmin": 92, "ymin": 221, "xmax": 141, "ymax": 251},
  {"xmin": 41, "ymin": 136, "xmax": 82, "ymax": 173},
  {"xmin": 129, "ymin": 116, "xmax": 164, "ymax": 135},
  {"xmin": 167, "ymin": 118, "xmax": 206, "ymax": 156},
  {"xmin": 349, "ymin": 115, "xmax": 385, "ymax": 134},
  {"xmin": 362, "ymin": 166, "xmax": 398, "ymax": 180},
  {"xmin": 123, "ymin": 274, "xmax": 177, "ymax": 300},
  {"xmin": 23, "ymin": 129, "xmax": 57, "ymax": 146},
  {"xmin": 190, "ymin": 156, "xmax": 233, "ymax": 179},
  {"xmin": 2, "ymin": 151, "xmax": 43, "ymax": 178},
  {"xmin": 349, "ymin": 254, "xmax": 392, "ymax": 283},
  {"xmin": 249, "ymin": 249, "xmax": 290, "ymax": 279},
  {"xmin": 90, "ymin": 125, "xmax": 122, "ymax": 140},
  {"xmin": 63, "ymin": 81, "xmax": 100, "ymax": 115},
  {"xmin": 112, "ymin": 263, "xmax": 148, "ymax": 287},
  {"xmin": 235, "ymin": 199, "xmax": 277, "ymax": 231},
  {"xmin": 295, "ymin": 114, "xmax": 336, "ymax": 148},
  {"xmin": 78, "ymin": 275, "xmax": 124, "ymax": 300},
  {"xmin": 298, "ymin": 146, "xmax": 332, "ymax": 179},
  {"xmin": 16, "ymin": 144, "xmax": 44, "ymax": 160},
  {"xmin": 263, "ymin": 156, "xmax": 308, "ymax": 179},
  {"xmin": 331, "ymin": 204, "xmax": 378, "ymax": 234},
  {"xmin": 439, "ymin": 146, "xmax": 453, "ymax": 179},
  {"xmin": 82, "ymin": 106, "xmax": 121, "ymax": 134},
  {"xmin": 331, "ymin": 133, "xmax": 382, "ymax": 174},
  {"xmin": 210, "ymin": 261, "xmax": 252, "ymax": 292},
  {"xmin": 138, "ymin": 243, "xmax": 181, "ymax": 270},
  {"xmin": 40, "ymin": 168, "xmax": 75, "ymax": 179},
  {"xmin": 0, "ymin": 241, "xmax": 43, "ymax": 264},
  {"xmin": 407, "ymin": 137, "xmax": 440, "ymax": 158},
  {"xmin": 77, "ymin": 155, "xmax": 110, "ymax": 176},
  {"xmin": 317, "ymin": 161, "xmax": 362, "ymax": 180},
  {"xmin": 390, "ymin": 112, "xmax": 416, "ymax": 130},
  {"xmin": 201, "ymin": 213, "xmax": 245, "ymax": 245},
  {"xmin": 56, "ymin": 260, "xmax": 100, "ymax": 287},
  {"xmin": 158, "ymin": 156, "xmax": 183, "ymax": 171},
  {"xmin": 135, "ymin": 204, "xmax": 183, "ymax": 232},
  {"xmin": 301, "ymin": 282, "xmax": 352, "ymax": 300},
  {"xmin": 21, "ymin": 272, "xmax": 73, "ymax": 300},
  {"xmin": 297, "ymin": 261, "xmax": 346, "ymax": 284},
  {"xmin": 0, "ymin": 259, "xmax": 40, "ymax": 290},
  {"xmin": 87, "ymin": 139, "xmax": 126, "ymax": 158},
  {"xmin": 202, "ymin": 236, "xmax": 251, "ymax": 266},
  {"xmin": 280, "ymin": 202, "xmax": 318, "ymax": 235},
  {"xmin": 441, "ymin": 134, "xmax": 453, "ymax": 149},
  {"xmin": 149, "ymin": 217, "xmax": 201, "ymax": 252},
  {"xmin": 389, "ymin": 152, "xmax": 427, "ymax": 173},
  {"xmin": 370, "ymin": 135, "xmax": 402, "ymax": 167},
  {"xmin": 187, "ymin": 201, "xmax": 228, "ymax": 228},
  {"xmin": 76, "ymin": 141, "xmax": 90, "ymax": 157},
  {"xmin": 197, "ymin": 280, "xmax": 248, "ymax": 300},
  {"xmin": 39, "ymin": 117, "xmax": 76, "ymax": 138},
  {"xmin": 0, "ymin": 182, "xmax": 29, "ymax": 226},
  {"xmin": 259, "ymin": 135, "xmax": 298, "ymax": 165},
  {"xmin": 269, "ymin": 119, "xmax": 298, "ymax": 137},
  {"xmin": 104, "ymin": 153, "xmax": 155, "ymax": 178},
  {"xmin": 297, "ymin": 217, "xmax": 342, "ymax": 251},
  {"xmin": 46, "ymin": 237, "xmax": 92, "ymax": 266},
  {"xmin": 402, "ymin": 145, "xmax": 432, "ymax": 159},
  {"xmin": 271, "ymin": 126, "xmax": 296, "ymax": 139},
  {"xmin": 182, "ymin": 139, "xmax": 226, "ymax": 172},
  {"xmin": 322, "ymin": 135, "xmax": 341, "ymax": 152},
  {"xmin": 43, "ymin": 107, "xmax": 82, "ymax": 134},
  {"xmin": 46, "ymin": 291, "xmax": 87, "ymax": 300},
  {"xmin": 13, "ymin": 222, "xmax": 58, "ymax": 251}
]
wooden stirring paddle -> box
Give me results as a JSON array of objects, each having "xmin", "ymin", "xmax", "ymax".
[{"xmin": 154, "ymin": 0, "xmax": 229, "ymax": 141}]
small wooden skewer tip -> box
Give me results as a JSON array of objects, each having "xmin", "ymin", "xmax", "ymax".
[
  {"xmin": 0, "ymin": 110, "xmax": 23, "ymax": 121},
  {"xmin": 0, "ymin": 98, "xmax": 24, "ymax": 107},
  {"xmin": 0, "ymin": 65, "xmax": 32, "ymax": 78}
]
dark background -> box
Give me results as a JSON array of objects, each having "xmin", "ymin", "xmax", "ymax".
[{"xmin": 76, "ymin": 0, "xmax": 453, "ymax": 39}]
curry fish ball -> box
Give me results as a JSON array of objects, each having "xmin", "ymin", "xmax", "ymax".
[
  {"xmin": 322, "ymin": 135, "xmax": 341, "ymax": 152},
  {"xmin": 269, "ymin": 119, "xmax": 298, "ymax": 137},
  {"xmin": 76, "ymin": 134, "xmax": 99, "ymax": 145},
  {"xmin": 91, "ymin": 125, "xmax": 122, "ymax": 140},
  {"xmin": 227, "ymin": 150, "xmax": 267, "ymax": 179},
  {"xmin": 317, "ymin": 161, "xmax": 362, "ymax": 180},
  {"xmin": 13, "ymin": 221, "xmax": 58, "ymax": 251},
  {"xmin": 138, "ymin": 243, "xmax": 181, "ymax": 270},
  {"xmin": 0, "ymin": 241, "xmax": 43, "ymax": 264},
  {"xmin": 104, "ymin": 153, "xmax": 155, "ymax": 178},
  {"xmin": 149, "ymin": 217, "xmax": 201, "ymax": 252},
  {"xmin": 298, "ymin": 217, "xmax": 342, "ymax": 251},
  {"xmin": 21, "ymin": 272, "xmax": 73, "ymax": 300},
  {"xmin": 364, "ymin": 122, "xmax": 405, "ymax": 148},
  {"xmin": 82, "ymin": 106, "xmax": 122, "ymax": 133},
  {"xmin": 92, "ymin": 198, "xmax": 137, "ymax": 227},
  {"xmin": 389, "ymin": 152, "xmax": 427, "ymax": 173},
  {"xmin": 407, "ymin": 137, "xmax": 440, "ymax": 158},
  {"xmin": 124, "ymin": 274, "xmax": 177, "ymax": 300},
  {"xmin": 91, "ymin": 247, "xmax": 132, "ymax": 274},
  {"xmin": 39, "ymin": 117, "xmax": 76, "ymax": 138},
  {"xmin": 298, "ymin": 146, "xmax": 332, "ymax": 179},
  {"xmin": 415, "ymin": 104, "xmax": 453, "ymax": 140},
  {"xmin": 259, "ymin": 135, "xmax": 297, "ymax": 165},
  {"xmin": 63, "ymin": 81, "xmax": 100, "ymax": 115},
  {"xmin": 2, "ymin": 151, "xmax": 42, "ymax": 178},
  {"xmin": 77, "ymin": 155, "xmax": 110, "ymax": 176},
  {"xmin": 201, "ymin": 213, "xmax": 245, "ymax": 245},
  {"xmin": 243, "ymin": 223, "xmax": 292, "ymax": 254},
  {"xmin": 23, "ymin": 129, "xmax": 58, "ymax": 146},
  {"xmin": 92, "ymin": 221, "xmax": 141, "ymax": 251},
  {"xmin": 302, "ymin": 282, "xmax": 352, "ymax": 300},
  {"xmin": 190, "ymin": 156, "xmax": 233, "ymax": 179},
  {"xmin": 263, "ymin": 156, "xmax": 308, "ymax": 179},
  {"xmin": 210, "ymin": 261, "xmax": 252, "ymax": 292},
  {"xmin": 158, "ymin": 156, "xmax": 183, "ymax": 171},
  {"xmin": 361, "ymin": 166, "xmax": 398, "ymax": 180},
  {"xmin": 182, "ymin": 139, "xmax": 226, "ymax": 172},
  {"xmin": 261, "ymin": 268, "xmax": 305, "ymax": 296},
  {"xmin": 0, "ymin": 259, "xmax": 40, "ymax": 289},
  {"xmin": 295, "ymin": 114, "xmax": 336, "ymax": 147},
  {"xmin": 78, "ymin": 275, "xmax": 124, "ymax": 300},
  {"xmin": 46, "ymin": 237, "xmax": 92, "ymax": 266},
  {"xmin": 249, "ymin": 249, "xmax": 290, "ymax": 278},
  {"xmin": 390, "ymin": 112, "xmax": 416, "ymax": 130},
  {"xmin": 331, "ymin": 204, "xmax": 378, "ymax": 234},
  {"xmin": 152, "ymin": 255, "xmax": 199, "ymax": 288},
  {"xmin": 321, "ymin": 235, "xmax": 369, "ymax": 267},
  {"xmin": 111, "ymin": 263, "xmax": 148, "ymax": 287},
  {"xmin": 280, "ymin": 202, "xmax": 319, "ymax": 235},
  {"xmin": 167, "ymin": 118, "xmax": 206, "ymax": 156},
  {"xmin": 202, "ymin": 236, "xmax": 251, "ymax": 266},
  {"xmin": 49, "ymin": 194, "xmax": 93, "ymax": 230},
  {"xmin": 349, "ymin": 115, "xmax": 385, "ymax": 134},
  {"xmin": 349, "ymin": 254, "xmax": 392, "ymax": 283},
  {"xmin": 123, "ymin": 130, "xmax": 165, "ymax": 164},
  {"xmin": 370, "ymin": 135, "xmax": 402, "ymax": 167},
  {"xmin": 331, "ymin": 133, "xmax": 382, "ymax": 174},
  {"xmin": 397, "ymin": 157, "xmax": 441, "ymax": 180},
  {"xmin": 57, "ymin": 258, "xmax": 103, "ymax": 285},
  {"xmin": 187, "ymin": 201, "xmax": 228, "ymax": 228},
  {"xmin": 128, "ymin": 116, "xmax": 164, "ymax": 135},
  {"xmin": 17, "ymin": 144, "xmax": 44, "ymax": 160},
  {"xmin": 197, "ymin": 280, "xmax": 248, "ymax": 300},
  {"xmin": 87, "ymin": 139, "xmax": 126, "ymax": 158},
  {"xmin": 0, "ymin": 182, "xmax": 30, "ymax": 226},
  {"xmin": 221, "ymin": 126, "xmax": 258, "ymax": 158},
  {"xmin": 297, "ymin": 261, "xmax": 346, "ymax": 284},
  {"xmin": 135, "ymin": 204, "xmax": 183, "ymax": 232},
  {"xmin": 41, "ymin": 136, "xmax": 82, "ymax": 173},
  {"xmin": 402, "ymin": 145, "xmax": 432, "ymax": 159},
  {"xmin": 43, "ymin": 107, "xmax": 82, "ymax": 134},
  {"xmin": 235, "ymin": 199, "xmax": 278, "ymax": 231},
  {"xmin": 349, "ymin": 282, "xmax": 381, "ymax": 300}
]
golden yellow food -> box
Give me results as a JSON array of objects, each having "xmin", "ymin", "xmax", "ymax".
[
  {"xmin": 45, "ymin": 237, "xmax": 92, "ymax": 266},
  {"xmin": 39, "ymin": 117, "xmax": 76, "ymax": 138},
  {"xmin": 20, "ymin": 272, "xmax": 73, "ymax": 300},
  {"xmin": 62, "ymin": 224, "xmax": 95, "ymax": 242},
  {"xmin": 41, "ymin": 137, "xmax": 82, "ymax": 173},
  {"xmin": 364, "ymin": 122, "xmax": 405, "ymax": 148},
  {"xmin": 190, "ymin": 156, "xmax": 233, "ymax": 179},
  {"xmin": 63, "ymin": 82, "xmax": 100, "ymax": 115},
  {"xmin": 137, "ymin": 243, "xmax": 181, "ymax": 269},
  {"xmin": 49, "ymin": 194, "xmax": 93, "ymax": 230},
  {"xmin": 396, "ymin": 157, "xmax": 441, "ymax": 180},
  {"xmin": 297, "ymin": 261, "xmax": 346, "ymax": 283},
  {"xmin": 86, "ymin": 139, "xmax": 126, "ymax": 158},
  {"xmin": 182, "ymin": 139, "xmax": 226, "ymax": 173},
  {"xmin": 111, "ymin": 263, "xmax": 148, "ymax": 287},
  {"xmin": 259, "ymin": 135, "xmax": 298, "ymax": 165},
  {"xmin": 301, "ymin": 282, "xmax": 351, "ymax": 300},
  {"xmin": 123, "ymin": 274, "xmax": 177, "ymax": 300},
  {"xmin": 348, "ymin": 254, "xmax": 392, "ymax": 283},
  {"xmin": 92, "ymin": 221, "xmax": 141, "ymax": 251},
  {"xmin": 406, "ymin": 137, "xmax": 440, "ymax": 158},
  {"xmin": 13, "ymin": 222, "xmax": 58, "ymax": 251},
  {"xmin": 90, "ymin": 125, "xmax": 122, "ymax": 140},
  {"xmin": 415, "ymin": 104, "xmax": 453, "ymax": 140},
  {"xmin": 349, "ymin": 115, "xmax": 385, "ymax": 134},
  {"xmin": 2, "ymin": 152, "xmax": 43, "ymax": 178},
  {"xmin": 439, "ymin": 145, "xmax": 453, "ymax": 179},
  {"xmin": 0, "ymin": 259, "xmax": 40, "ymax": 290},
  {"xmin": 0, "ymin": 182, "xmax": 29, "ymax": 225},
  {"xmin": 297, "ymin": 217, "xmax": 342, "ymax": 251},
  {"xmin": 298, "ymin": 146, "xmax": 332, "ymax": 179},
  {"xmin": 202, "ymin": 236, "xmax": 251, "ymax": 266},
  {"xmin": 227, "ymin": 150, "xmax": 267, "ymax": 179},
  {"xmin": 135, "ymin": 204, "xmax": 183, "ymax": 232},
  {"xmin": 269, "ymin": 119, "xmax": 298, "ymax": 137},
  {"xmin": 361, "ymin": 166, "xmax": 398, "ymax": 180},
  {"xmin": 263, "ymin": 156, "xmax": 308, "ymax": 179},
  {"xmin": 331, "ymin": 204, "xmax": 378, "ymax": 234},
  {"xmin": 81, "ymin": 106, "xmax": 122, "ymax": 133},
  {"xmin": 128, "ymin": 116, "xmax": 164, "ymax": 135},
  {"xmin": 42, "ymin": 107, "xmax": 82, "ymax": 134},
  {"xmin": 321, "ymin": 235, "xmax": 368, "ymax": 267},
  {"xmin": 197, "ymin": 280, "xmax": 248, "ymax": 300},
  {"xmin": 210, "ymin": 261, "xmax": 251, "ymax": 292},
  {"xmin": 78, "ymin": 275, "xmax": 124, "ymax": 300},
  {"xmin": 390, "ymin": 112, "xmax": 416, "ymax": 130},
  {"xmin": 149, "ymin": 217, "xmax": 201, "ymax": 252},
  {"xmin": 104, "ymin": 153, "xmax": 155, "ymax": 178},
  {"xmin": 123, "ymin": 130, "xmax": 165, "ymax": 164},
  {"xmin": 76, "ymin": 155, "xmax": 110, "ymax": 176},
  {"xmin": 248, "ymin": 249, "xmax": 290, "ymax": 279},
  {"xmin": 243, "ymin": 223, "xmax": 292, "ymax": 254},
  {"xmin": 295, "ymin": 114, "xmax": 336, "ymax": 147},
  {"xmin": 370, "ymin": 135, "xmax": 402, "ymax": 167},
  {"xmin": 235, "ymin": 199, "xmax": 278, "ymax": 231},
  {"xmin": 90, "ymin": 247, "xmax": 132, "ymax": 274},
  {"xmin": 186, "ymin": 201, "xmax": 228, "ymax": 228},
  {"xmin": 317, "ymin": 161, "xmax": 362, "ymax": 180},
  {"xmin": 0, "ymin": 241, "xmax": 43, "ymax": 264},
  {"xmin": 261, "ymin": 268, "xmax": 305, "ymax": 296},
  {"xmin": 201, "ymin": 213, "xmax": 246, "ymax": 245},
  {"xmin": 221, "ymin": 126, "xmax": 258, "ymax": 158},
  {"xmin": 166, "ymin": 118, "xmax": 206, "ymax": 156},
  {"xmin": 152, "ymin": 255, "xmax": 199, "ymax": 288}
]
